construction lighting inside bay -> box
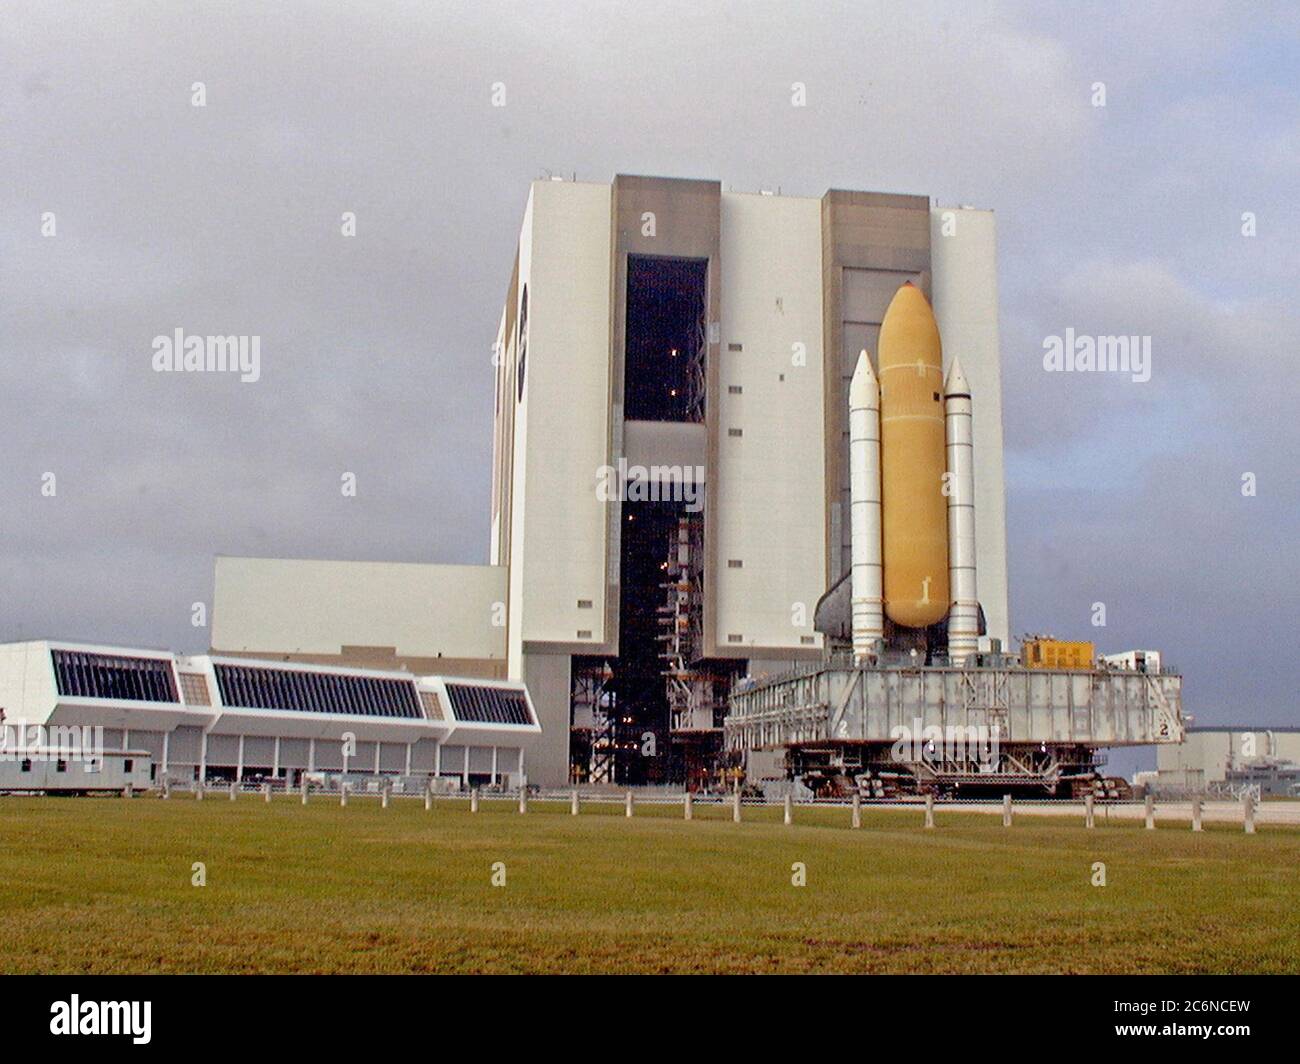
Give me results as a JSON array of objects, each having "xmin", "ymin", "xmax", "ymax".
[{"xmin": 3, "ymin": 175, "xmax": 1189, "ymax": 799}]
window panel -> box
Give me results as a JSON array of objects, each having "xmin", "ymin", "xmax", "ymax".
[
  {"xmin": 51, "ymin": 650, "xmax": 178, "ymax": 704},
  {"xmin": 210, "ymin": 664, "xmax": 421, "ymax": 719}
]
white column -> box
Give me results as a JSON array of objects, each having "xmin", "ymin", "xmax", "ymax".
[
  {"xmin": 434, "ymin": 742, "xmax": 442, "ymax": 778},
  {"xmin": 161, "ymin": 731, "xmax": 170, "ymax": 774},
  {"xmin": 491, "ymin": 746, "xmax": 498, "ymax": 784},
  {"xmin": 373, "ymin": 742, "xmax": 381, "ymax": 775},
  {"xmin": 849, "ymin": 351, "xmax": 884, "ymax": 660},
  {"xmin": 944, "ymin": 357, "xmax": 979, "ymax": 664},
  {"xmin": 272, "ymin": 736, "xmax": 281, "ymax": 777},
  {"xmin": 404, "ymin": 743, "xmax": 412, "ymax": 777},
  {"xmin": 308, "ymin": 738, "xmax": 316, "ymax": 772},
  {"xmin": 236, "ymin": 735, "xmax": 245, "ymax": 782},
  {"xmin": 200, "ymin": 731, "xmax": 208, "ymax": 780},
  {"xmin": 462, "ymin": 747, "xmax": 469, "ymax": 787}
]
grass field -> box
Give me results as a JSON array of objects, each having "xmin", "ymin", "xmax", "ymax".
[{"xmin": 1, "ymin": 794, "xmax": 1297, "ymax": 974}]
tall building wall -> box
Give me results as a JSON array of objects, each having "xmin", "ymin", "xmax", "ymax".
[
  {"xmin": 715, "ymin": 191, "xmax": 826, "ymax": 654},
  {"xmin": 505, "ymin": 180, "xmax": 614, "ymax": 671},
  {"xmin": 929, "ymin": 207, "xmax": 1009, "ymax": 646},
  {"xmin": 504, "ymin": 188, "xmax": 533, "ymax": 679},
  {"xmin": 497, "ymin": 181, "xmax": 615, "ymax": 783}
]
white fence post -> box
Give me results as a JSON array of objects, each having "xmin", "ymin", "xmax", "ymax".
[
  {"xmin": 470, "ymin": 787, "xmax": 479, "ymax": 813},
  {"xmin": 683, "ymin": 791, "xmax": 693, "ymax": 821},
  {"xmin": 263, "ymin": 782, "xmax": 272, "ymax": 804},
  {"xmin": 1144, "ymin": 793, "xmax": 1154, "ymax": 830},
  {"xmin": 783, "ymin": 794, "xmax": 793, "ymax": 826},
  {"xmin": 1084, "ymin": 794, "xmax": 1095, "ymax": 828},
  {"xmin": 1243, "ymin": 793, "xmax": 1256, "ymax": 835},
  {"xmin": 518, "ymin": 788, "xmax": 528, "ymax": 815},
  {"xmin": 1191, "ymin": 796, "xmax": 1203, "ymax": 832},
  {"xmin": 340, "ymin": 782, "xmax": 349, "ymax": 807},
  {"xmin": 1002, "ymin": 794, "xmax": 1012, "ymax": 827},
  {"xmin": 230, "ymin": 781, "xmax": 237, "ymax": 802},
  {"xmin": 924, "ymin": 793, "xmax": 935, "ymax": 829},
  {"xmin": 851, "ymin": 793, "xmax": 861, "ymax": 829},
  {"xmin": 625, "ymin": 790, "xmax": 634, "ymax": 818},
  {"xmin": 571, "ymin": 789, "xmax": 579, "ymax": 816},
  {"xmin": 732, "ymin": 789, "xmax": 742, "ymax": 823}
]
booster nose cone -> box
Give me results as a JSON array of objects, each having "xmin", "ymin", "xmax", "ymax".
[
  {"xmin": 849, "ymin": 349, "xmax": 878, "ymax": 410},
  {"xmin": 878, "ymin": 281, "xmax": 950, "ymax": 629},
  {"xmin": 944, "ymin": 356, "xmax": 971, "ymax": 398}
]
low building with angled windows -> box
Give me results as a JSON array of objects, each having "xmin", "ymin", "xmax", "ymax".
[{"xmin": 0, "ymin": 640, "xmax": 540, "ymax": 789}]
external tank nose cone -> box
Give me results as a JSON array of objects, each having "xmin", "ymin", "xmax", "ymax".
[{"xmin": 879, "ymin": 282, "xmax": 940, "ymax": 356}]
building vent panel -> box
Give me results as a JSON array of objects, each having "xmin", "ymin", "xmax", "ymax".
[{"xmin": 178, "ymin": 672, "xmax": 211, "ymax": 706}]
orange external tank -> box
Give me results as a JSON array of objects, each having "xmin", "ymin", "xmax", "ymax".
[{"xmin": 878, "ymin": 282, "xmax": 950, "ymax": 628}]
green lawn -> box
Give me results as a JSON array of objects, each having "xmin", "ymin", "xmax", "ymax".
[{"xmin": 1, "ymin": 794, "xmax": 1295, "ymax": 974}]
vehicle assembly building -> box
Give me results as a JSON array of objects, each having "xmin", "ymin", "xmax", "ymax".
[
  {"xmin": 15, "ymin": 173, "xmax": 1182, "ymax": 794},
  {"xmin": 212, "ymin": 174, "xmax": 1027, "ymax": 789}
]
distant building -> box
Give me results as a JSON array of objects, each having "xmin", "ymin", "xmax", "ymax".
[{"xmin": 1155, "ymin": 727, "xmax": 1300, "ymax": 795}]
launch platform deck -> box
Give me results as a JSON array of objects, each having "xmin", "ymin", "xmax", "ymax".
[{"xmin": 725, "ymin": 657, "xmax": 1183, "ymax": 752}]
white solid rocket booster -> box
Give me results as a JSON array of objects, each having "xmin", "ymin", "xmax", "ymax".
[
  {"xmin": 849, "ymin": 350, "xmax": 884, "ymax": 660},
  {"xmin": 944, "ymin": 357, "xmax": 979, "ymax": 664}
]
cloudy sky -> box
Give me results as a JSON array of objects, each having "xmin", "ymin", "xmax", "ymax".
[{"xmin": 2, "ymin": 2, "xmax": 1296, "ymax": 740}]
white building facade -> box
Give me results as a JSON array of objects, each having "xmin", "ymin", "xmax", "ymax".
[{"xmin": 0, "ymin": 641, "xmax": 539, "ymax": 788}]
